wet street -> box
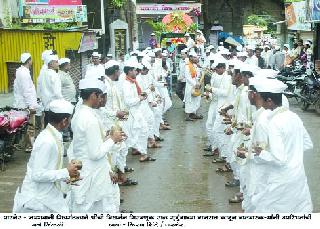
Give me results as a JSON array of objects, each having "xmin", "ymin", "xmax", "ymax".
[{"xmin": 0, "ymin": 96, "xmax": 319, "ymax": 213}]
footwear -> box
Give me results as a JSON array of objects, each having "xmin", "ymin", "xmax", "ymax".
[
  {"xmin": 160, "ymin": 124, "xmax": 171, "ymax": 130},
  {"xmin": 148, "ymin": 142, "xmax": 162, "ymax": 148},
  {"xmin": 228, "ymin": 195, "xmax": 244, "ymax": 203},
  {"xmin": 124, "ymin": 167, "xmax": 134, "ymax": 173},
  {"xmin": 25, "ymin": 146, "xmax": 33, "ymax": 153},
  {"xmin": 203, "ymin": 153, "xmax": 214, "ymax": 157},
  {"xmin": 139, "ymin": 156, "xmax": 156, "ymax": 162},
  {"xmin": 225, "ymin": 179, "xmax": 240, "ymax": 187},
  {"xmin": 193, "ymin": 114, "xmax": 203, "ymax": 119},
  {"xmin": 120, "ymin": 198, "xmax": 124, "ymax": 203},
  {"xmin": 212, "ymin": 158, "xmax": 226, "ymax": 163},
  {"xmin": 119, "ymin": 178, "xmax": 138, "ymax": 186},
  {"xmin": 203, "ymin": 146, "xmax": 212, "ymax": 152},
  {"xmin": 155, "ymin": 136, "xmax": 164, "ymax": 142},
  {"xmin": 185, "ymin": 117, "xmax": 195, "ymax": 121}
]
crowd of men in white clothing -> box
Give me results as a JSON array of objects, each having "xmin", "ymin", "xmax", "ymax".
[
  {"xmin": 10, "ymin": 31, "xmax": 314, "ymax": 213},
  {"xmin": 12, "ymin": 46, "xmax": 174, "ymax": 213},
  {"xmin": 178, "ymin": 41, "xmax": 313, "ymax": 213}
]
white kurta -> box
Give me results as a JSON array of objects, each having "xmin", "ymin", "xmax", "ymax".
[
  {"xmin": 252, "ymin": 107, "xmax": 313, "ymax": 213},
  {"xmin": 210, "ymin": 72, "xmax": 233, "ymax": 154},
  {"xmin": 184, "ymin": 62, "xmax": 201, "ymax": 114},
  {"xmin": 39, "ymin": 69, "xmax": 63, "ymax": 111},
  {"xmin": 13, "ymin": 124, "xmax": 70, "ymax": 213},
  {"xmin": 85, "ymin": 64, "xmax": 105, "ymax": 79},
  {"xmin": 136, "ymin": 73, "xmax": 156, "ymax": 138},
  {"xmin": 58, "ymin": 70, "xmax": 76, "ymax": 103},
  {"xmin": 245, "ymin": 56, "xmax": 259, "ymax": 67},
  {"xmin": 121, "ymin": 79, "xmax": 148, "ymax": 155},
  {"xmin": 242, "ymin": 107, "xmax": 270, "ymax": 212},
  {"xmin": 13, "ymin": 65, "xmax": 38, "ymax": 109},
  {"xmin": 69, "ymin": 105, "xmax": 119, "ymax": 213}
]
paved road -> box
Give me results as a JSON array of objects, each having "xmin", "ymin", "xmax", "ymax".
[{"xmin": 0, "ymin": 95, "xmax": 319, "ymax": 212}]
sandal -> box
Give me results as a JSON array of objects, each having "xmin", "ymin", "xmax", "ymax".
[
  {"xmin": 155, "ymin": 136, "xmax": 164, "ymax": 142},
  {"xmin": 185, "ymin": 117, "xmax": 195, "ymax": 121},
  {"xmin": 203, "ymin": 153, "xmax": 215, "ymax": 157},
  {"xmin": 216, "ymin": 165, "xmax": 233, "ymax": 172},
  {"xmin": 194, "ymin": 114, "xmax": 203, "ymax": 119},
  {"xmin": 212, "ymin": 158, "xmax": 226, "ymax": 163},
  {"xmin": 228, "ymin": 195, "xmax": 244, "ymax": 203},
  {"xmin": 148, "ymin": 143, "xmax": 162, "ymax": 148},
  {"xmin": 139, "ymin": 156, "xmax": 156, "ymax": 162},
  {"xmin": 124, "ymin": 167, "xmax": 134, "ymax": 173},
  {"xmin": 25, "ymin": 147, "xmax": 33, "ymax": 153},
  {"xmin": 119, "ymin": 178, "xmax": 138, "ymax": 186},
  {"xmin": 225, "ymin": 179, "xmax": 240, "ymax": 187},
  {"xmin": 120, "ymin": 209, "xmax": 133, "ymax": 213}
]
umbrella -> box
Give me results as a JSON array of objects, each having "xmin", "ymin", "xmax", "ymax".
[{"xmin": 224, "ymin": 37, "xmax": 241, "ymax": 47}]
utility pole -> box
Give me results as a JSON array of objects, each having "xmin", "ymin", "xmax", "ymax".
[{"xmin": 101, "ymin": 0, "xmax": 106, "ymax": 55}]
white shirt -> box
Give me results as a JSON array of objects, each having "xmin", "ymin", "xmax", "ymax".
[
  {"xmin": 39, "ymin": 69, "xmax": 63, "ymax": 111},
  {"xmin": 245, "ymin": 55, "xmax": 259, "ymax": 67},
  {"xmin": 13, "ymin": 124, "xmax": 70, "ymax": 213},
  {"xmin": 85, "ymin": 64, "xmax": 105, "ymax": 79},
  {"xmin": 178, "ymin": 58, "xmax": 187, "ymax": 82},
  {"xmin": 13, "ymin": 65, "xmax": 38, "ymax": 109},
  {"xmin": 69, "ymin": 105, "xmax": 117, "ymax": 208},
  {"xmin": 58, "ymin": 70, "xmax": 76, "ymax": 103}
]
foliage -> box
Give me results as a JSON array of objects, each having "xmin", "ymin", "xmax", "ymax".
[
  {"xmin": 146, "ymin": 19, "xmax": 167, "ymax": 38},
  {"xmin": 247, "ymin": 14, "xmax": 269, "ymax": 28},
  {"xmin": 111, "ymin": 0, "xmax": 127, "ymax": 8},
  {"xmin": 188, "ymin": 23, "xmax": 198, "ymax": 33},
  {"xmin": 7, "ymin": 21, "xmax": 78, "ymax": 31}
]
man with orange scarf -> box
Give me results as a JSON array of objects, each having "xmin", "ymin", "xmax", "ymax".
[
  {"xmin": 184, "ymin": 51, "xmax": 203, "ymax": 121},
  {"xmin": 121, "ymin": 60, "xmax": 156, "ymax": 162}
]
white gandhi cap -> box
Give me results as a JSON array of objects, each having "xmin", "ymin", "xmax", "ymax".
[
  {"xmin": 21, "ymin": 53, "xmax": 31, "ymax": 63},
  {"xmin": 79, "ymin": 78, "xmax": 105, "ymax": 92},
  {"xmin": 49, "ymin": 99, "xmax": 74, "ymax": 114}
]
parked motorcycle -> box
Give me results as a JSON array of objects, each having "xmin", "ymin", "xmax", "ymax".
[
  {"xmin": 277, "ymin": 66, "xmax": 306, "ymax": 100},
  {"xmin": 0, "ymin": 107, "xmax": 29, "ymax": 171},
  {"xmin": 298, "ymin": 71, "xmax": 320, "ymax": 111}
]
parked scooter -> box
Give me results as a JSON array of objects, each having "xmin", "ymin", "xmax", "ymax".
[
  {"xmin": 298, "ymin": 71, "xmax": 320, "ymax": 111},
  {"xmin": 0, "ymin": 107, "xmax": 29, "ymax": 171}
]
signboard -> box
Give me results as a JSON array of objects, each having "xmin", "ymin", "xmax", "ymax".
[
  {"xmin": 136, "ymin": 3, "xmax": 201, "ymax": 15},
  {"xmin": 78, "ymin": 32, "xmax": 97, "ymax": 53},
  {"xmin": 22, "ymin": 5, "xmax": 87, "ymax": 23},
  {"xmin": 285, "ymin": 1, "xmax": 312, "ymax": 31},
  {"xmin": 24, "ymin": 0, "xmax": 82, "ymax": 5},
  {"xmin": 308, "ymin": 0, "xmax": 320, "ymax": 20}
]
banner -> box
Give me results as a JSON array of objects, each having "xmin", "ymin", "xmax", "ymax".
[
  {"xmin": 78, "ymin": 32, "xmax": 97, "ymax": 53},
  {"xmin": 22, "ymin": 5, "xmax": 87, "ymax": 23},
  {"xmin": 136, "ymin": 3, "xmax": 201, "ymax": 15},
  {"xmin": 309, "ymin": 0, "xmax": 320, "ymax": 20},
  {"xmin": 285, "ymin": 1, "xmax": 312, "ymax": 31},
  {"xmin": 24, "ymin": 0, "xmax": 82, "ymax": 5}
]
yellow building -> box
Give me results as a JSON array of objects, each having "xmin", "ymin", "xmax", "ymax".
[{"xmin": 0, "ymin": 29, "xmax": 83, "ymax": 93}]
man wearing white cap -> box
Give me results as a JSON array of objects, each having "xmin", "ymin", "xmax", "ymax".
[
  {"xmin": 251, "ymin": 78, "xmax": 313, "ymax": 213},
  {"xmin": 38, "ymin": 54, "xmax": 63, "ymax": 127},
  {"xmin": 37, "ymin": 50, "xmax": 53, "ymax": 100},
  {"xmin": 58, "ymin": 58, "xmax": 76, "ymax": 104},
  {"xmin": 85, "ymin": 52, "xmax": 105, "ymax": 79},
  {"xmin": 244, "ymin": 46, "xmax": 258, "ymax": 67},
  {"xmin": 184, "ymin": 50, "xmax": 202, "ymax": 121},
  {"xmin": 68, "ymin": 78, "xmax": 126, "ymax": 212},
  {"xmin": 13, "ymin": 53, "xmax": 40, "ymax": 152},
  {"xmin": 236, "ymin": 77, "xmax": 271, "ymax": 212},
  {"xmin": 13, "ymin": 99, "xmax": 78, "ymax": 213},
  {"xmin": 121, "ymin": 60, "xmax": 156, "ymax": 162},
  {"xmin": 136, "ymin": 62, "xmax": 161, "ymax": 149},
  {"xmin": 195, "ymin": 30, "xmax": 206, "ymax": 57},
  {"xmin": 184, "ymin": 33, "xmax": 195, "ymax": 51},
  {"xmin": 176, "ymin": 49, "xmax": 188, "ymax": 103},
  {"xmin": 205, "ymin": 59, "xmax": 232, "ymax": 159}
]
